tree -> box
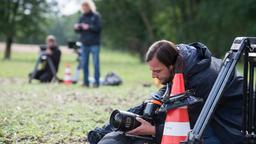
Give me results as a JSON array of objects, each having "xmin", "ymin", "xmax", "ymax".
[
  {"xmin": 96, "ymin": 0, "xmax": 256, "ymax": 61},
  {"xmin": 0, "ymin": 0, "xmax": 55, "ymax": 60},
  {"xmin": 97, "ymin": 0, "xmax": 160, "ymax": 62}
]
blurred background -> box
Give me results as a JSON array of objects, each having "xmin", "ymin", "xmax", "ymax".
[
  {"xmin": 1, "ymin": 0, "xmax": 256, "ymax": 60},
  {"xmin": 0, "ymin": 0, "xmax": 256, "ymax": 143}
]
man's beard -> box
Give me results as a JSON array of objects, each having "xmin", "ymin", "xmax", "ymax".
[{"xmin": 161, "ymin": 69, "xmax": 175, "ymax": 85}]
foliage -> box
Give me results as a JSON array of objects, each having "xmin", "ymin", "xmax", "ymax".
[
  {"xmin": 96, "ymin": 0, "xmax": 256, "ymax": 60},
  {"xmin": 2, "ymin": 0, "xmax": 256, "ymax": 60},
  {"xmin": 45, "ymin": 13, "xmax": 81, "ymax": 45},
  {"xmin": 0, "ymin": 0, "xmax": 56, "ymax": 59}
]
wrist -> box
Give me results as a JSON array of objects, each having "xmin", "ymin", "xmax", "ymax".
[{"xmin": 151, "ymin": 126, "xmax": 156, "ymax": 136}]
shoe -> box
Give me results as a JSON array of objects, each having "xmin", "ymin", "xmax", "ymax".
[
  {"xmin": 93, "ymin": 83, "xmax": 99, "ymax": 88},
  {"xmin": 82, "ymin": 83, "xmax": 89, "ymax": 87}
]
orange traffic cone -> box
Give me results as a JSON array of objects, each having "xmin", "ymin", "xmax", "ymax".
[
  {"xmin": 161, "ymin": 73, "xmax": 190, "ymax": 144},
  {"xmin": 64, "ymin": 64, "xmax": 72, "ymax": 85}
]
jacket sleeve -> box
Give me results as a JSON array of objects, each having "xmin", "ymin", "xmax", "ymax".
[{"xmin": 89, "ymin": 14, "xmax": 101, "ymax": 33}]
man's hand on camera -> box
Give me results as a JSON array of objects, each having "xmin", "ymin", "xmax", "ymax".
[{"xmin": 126, "ymin": 117, "xmax": 155, "ymax": 136}]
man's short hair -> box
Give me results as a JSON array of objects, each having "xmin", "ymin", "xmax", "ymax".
[
  {"xmin": 46, "ymin": 35, "xmax": 56, "ymax": 42},
  {"xmin": 145, "ymin": 40, "xmax": 179, "ymax": 68}
]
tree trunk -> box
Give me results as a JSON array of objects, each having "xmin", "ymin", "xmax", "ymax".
[{"xmin": 4, "ymin": 36, "xmax": 13, "ymax": 60}]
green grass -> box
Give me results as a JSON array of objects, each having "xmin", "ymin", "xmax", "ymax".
[{"xmin": 0, "ymin": 49, "xmax": 157, "ymax": 143}]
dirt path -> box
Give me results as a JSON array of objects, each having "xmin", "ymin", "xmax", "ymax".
[{"xmin": 0, "ymin": 42, "xmax": 72, "ymax": 54}]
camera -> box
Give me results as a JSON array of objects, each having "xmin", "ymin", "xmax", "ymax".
[
  {"xmin": 110, "ymin": 110, "xmax": 141, "ymax": 132},
  {"xmin": 67, "ymin": 41, "xmax": 81, "ymax": 50},
  {"xmin": 109, "ymin": 89, "xmax": 201, "ymax": 132},
  {"xmin": 38, "ymin": 45, "xmax": 48, "ymax": 61},
  {"xmin": 75, "ymin": 24, "xmax": 83, "ymax": 33},
  {"xmin": 109, "ymin": 96, "xmax": 162, "ymax": 132},
  {"xmin": 40, "ymin": 45, "xmax": 47, "ymax": 51}
]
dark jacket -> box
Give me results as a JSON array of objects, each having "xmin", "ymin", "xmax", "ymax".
[
  {"xmin": 45, "ymin": 46, "xmax": 61, "ymax": 73},
  {"xmin": 88, "ymin": 42, "xmax": 244, "ymax": 144},
  {"xmin": 76, "ymin": 11, "xmax": 101, "ymax": 46}
]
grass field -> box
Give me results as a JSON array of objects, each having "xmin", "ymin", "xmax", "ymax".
[{"xmin": 0, "ymin": 49, "xmax": 157, "ymax": 143}]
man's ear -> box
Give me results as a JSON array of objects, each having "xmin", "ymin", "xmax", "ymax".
[{"xmin": 168, "ymin": 65, "xmax": 173, "ymax": 71}]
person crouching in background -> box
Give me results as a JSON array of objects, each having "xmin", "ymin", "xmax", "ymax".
[
  {"xmin": 74, "ymin": 0, "xmax": 102, "ymax": 88},
  {"xmin": 30, "ymin": 35, "xmax": 61, "ymax": 83}
]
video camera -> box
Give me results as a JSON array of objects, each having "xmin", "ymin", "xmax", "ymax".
[
  {"xmin": 38, "ymin": 45, "xmax": 48, "ymax": 61},
  {"xmin": 40, "ymin": 45, "xmax": 47, "ymax": 51},
  {"xmin": 109, "ymin": 87, "xmax": 201, "ymax": 132},
  {"xmin": 67, "ymin": 41, "xmax": 81, "ymax": 50}
]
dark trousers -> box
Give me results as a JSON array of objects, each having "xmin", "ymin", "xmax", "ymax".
[
  {"xmin": 33, "ymin": 70, "xmax": 53, "ymax": 82},
  {"xmin": 98, "ymin": 126, "xmax": 221, "ymax": 144},
  {"xmin": 98, "ymin": 132, "xmax": 153, "ymax": 144},
  {"xmin": 203, "ymin": 126, "xmax": 222, "ymax": 144}
]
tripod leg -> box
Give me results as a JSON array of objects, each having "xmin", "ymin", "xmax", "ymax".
[
  {"xmin": 254, "ymin": 75, "xmax": 256, "ymax": 143},
  {"xmin": 252, "ymin": 64, "xmax": 256, "ymax": 143},
  {"xmin": 73, "ymin": 57, "xmax": 83, "ymax": 83},
  {"xmin": 72, "ymin": 65, "xmax": 80, "ymax": 83},
  {"xmin": 29, "ymin": 57, "xmax": 41, "ymax": 83}
]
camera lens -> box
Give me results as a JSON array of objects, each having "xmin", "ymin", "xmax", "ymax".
[
  {"xmin": 109, "ymin": 110, "xmax": 141, "ymax": 132},
  {"xmin": 112, "ymin": 112, "xmax": 122, "ymax": 129}
]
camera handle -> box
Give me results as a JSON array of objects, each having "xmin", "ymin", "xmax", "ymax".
[
  {"xmin": 181, "ymin": 37, "xmax": 256, "ymax": 144},
  {"xmin": 159, "ymin": 90, "xmax": 202, "ymax": 113}
]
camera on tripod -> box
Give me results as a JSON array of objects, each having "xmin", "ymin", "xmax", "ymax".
[
  {"xmin": 67, "ymin": 41, "xmax": 81, "ymax": 50},
  {"xmin": 39, "ymin": 45, "xmax": 48, "ymax": 61}
]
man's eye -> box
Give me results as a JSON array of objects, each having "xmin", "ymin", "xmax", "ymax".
[{"xmin": 154, "ymin": 70, "xmax": 161, "ymax": 73}]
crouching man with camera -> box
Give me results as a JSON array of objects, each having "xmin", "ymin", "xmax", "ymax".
[
  {"xmin": 30, "ymin": 35, "xmax": 61, "ymax": 83},
  {"xmin": 88, "ymin": 40, "xmax": 244, "ymax": 144}
]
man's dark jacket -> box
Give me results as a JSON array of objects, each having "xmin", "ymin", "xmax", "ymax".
[
  {"xmin": 34, "ymin": 46, "xmax": 61, "ymax": 82},
  {"xmin": 45, "ymin": 46, "xmax": 61, "ymax": 73},
  {"xmin": 88, "ymin": 42, "xmax": 244, "ymax": 144},
  {"xmin": 77, "ymin": 11, "xmax": 101, "ymax": 46}
]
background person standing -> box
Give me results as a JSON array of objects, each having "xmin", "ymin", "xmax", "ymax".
[{"xmin": 74, "ymin": 0, "xmax": 101, "ymax": 88}]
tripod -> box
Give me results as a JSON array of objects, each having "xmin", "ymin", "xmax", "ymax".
[
  {"xmin": 67, "ymin": 41, "xmax": 83, "ymax": 84},
  {"xmin": 71, "ymin": 48, "xmax": 82, "ymax": 83},
  {"xmin": 181, "ymin": 37, "xmax": 256, "ymax": 144},
  {"xmin": 29, "ymin": 51, "xmax": 57, "ymax": 83}
]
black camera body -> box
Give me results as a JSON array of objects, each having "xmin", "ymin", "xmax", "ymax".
[
  {"xmin": 39, "ymin": 45, "xmax": 48, "ymax": 61},
  {"xmin": 67, "ymin": 41, "xmax": 81, "ymax": 50},
  {"xmin": 40, "ymin": 45, "xmax": 47, "ymax": 51}
]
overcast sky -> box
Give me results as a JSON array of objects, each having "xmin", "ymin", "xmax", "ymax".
[{"xmin": 57, "ymin": 0, "xmax": 81, "ymax": 16}]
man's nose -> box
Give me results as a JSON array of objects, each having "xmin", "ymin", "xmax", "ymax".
[{"xmin": 152, "ymin": 72, "xmax": 157, "ymax": 78}]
